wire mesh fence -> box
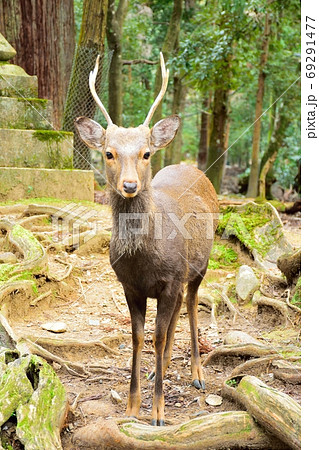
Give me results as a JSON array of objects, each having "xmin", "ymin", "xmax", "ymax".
[{"xmin": 63, "ymin": 45, "xmax": 112, "ymax": 183}]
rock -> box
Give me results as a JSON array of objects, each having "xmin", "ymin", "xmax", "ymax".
[
  {"xmin": 41, "ymin": 321, "xmax": 67, "ymax": 333},
  {"xmin": 0, "ymin": 33, "xmax": 16, "ymax": 61},
  {"xmin": 0, "ymin": 252, "xmax": 17, "ymax": 264},
  {"xmin": 218, "ymin": 201, "xmax": 292, "ymax": 271},
  {"xmin": 236, "ymin": 265, "xmax": 259, "ymax": 302},
  {"xmin": 110, "ymin": 389, "xmax": 122, "ymax": 404},
  {"xmin": 205, "ymin": 394, "xmax": 223, "ymax": 406}
]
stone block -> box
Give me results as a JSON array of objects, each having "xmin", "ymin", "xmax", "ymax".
[
  {"xmin": 0, "ymin": 167, "xmax": 94, "ymax": 202},
  {"xmin": 0, "ymin": 96, "xmax": 53, "ymax": 130},
  {"xmin": 0, "ymin": 33, "xmax": 16, "ymax": 61},
  {"xmin": 0, "ymin": 63, "xmax": 38, "ymax": 97},
  {"xmin": 0, "ymin": 129, "xmax": 73, "ymax": 169}
]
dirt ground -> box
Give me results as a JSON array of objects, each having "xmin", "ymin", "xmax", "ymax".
[{"xmin": 0, "ymin": 200, "xmax": 301, "ymax": 449}]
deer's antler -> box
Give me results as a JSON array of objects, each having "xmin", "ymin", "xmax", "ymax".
[
  {"xmin": 89, "ymin": 55, "xmax": 113, "ymax": 126},
  {"xmin": 143, "ymin": 52, "xmax": 169, "ymax": 127}
]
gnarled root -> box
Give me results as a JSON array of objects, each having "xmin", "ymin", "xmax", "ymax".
[{"xmin": 72, "ymin": 412, "xmax": 287, "ymax": 449}]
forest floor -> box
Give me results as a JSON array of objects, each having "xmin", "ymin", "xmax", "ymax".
[{"xmin": 0, "ymin": 197, "xmax": 301, "ymax": 449}]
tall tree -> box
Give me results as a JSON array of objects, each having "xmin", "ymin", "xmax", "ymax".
[
  {"xmin": 0, "ymin": 0, "xmax": 75, "ymax": 128},
  {"xmin": 63, "ymin": 0, "xmax": 108, "ymax": 169},
  {"xmin": 246, "ymin": 6, "xmax": 271, "ymax": 197},
  {"xmin": 150, "ymin": 0, "xmax": 183, "ymax": 174},
  {"xmin": 197, "ymin": 96, "xmax": 211, "ymax": 171},
  {"xmin": 107, "ymin": 0, "xmax": 128, "ymax": 125}
]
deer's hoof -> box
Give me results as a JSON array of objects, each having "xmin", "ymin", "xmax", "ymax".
[
  {"xmin": 151, "ymin": 419, "xmax": 165, "ymax": 426},
  {"xmin": 193, "ymin": 379, "xmax": 205, "ymax": 390}
]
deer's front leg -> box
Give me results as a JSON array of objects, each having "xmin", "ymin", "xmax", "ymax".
[
  {"xmin": 124, "ymin": 290, "xmax": 147, "ymax": 418},
  {"xmin": 151, "ymin": 290, "xmax": 178, "ymax": 426}
]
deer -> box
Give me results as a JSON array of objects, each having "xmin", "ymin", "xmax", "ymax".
[{"xmin": 75, "ymin": 53, "xmax": 219, "ymax": 426}]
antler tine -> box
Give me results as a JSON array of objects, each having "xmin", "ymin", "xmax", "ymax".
[
  {"xmin": 143, "ymin": 52, "xmax": 169, "ymax": 127},
  {"xmin": 89, "ymin": 55, "xmax": 113, "ymax": 126}
]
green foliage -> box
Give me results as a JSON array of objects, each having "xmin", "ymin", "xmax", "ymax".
[{"xmin": 72, "ymin": 0, "xmax": 300, "ymax": 188}]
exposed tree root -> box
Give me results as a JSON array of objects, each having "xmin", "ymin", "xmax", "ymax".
[
  {"xmin": 30, "ymin": 289, "xmax": 52, "ymax": 306},
  {"xmin": 253, "ymin": 295, "xmax": 289, "ymax": 326},
  {"xmin": 223, "ymin": 375, "xmax": 301, "ymax": 450},
  {"xmin": 203, "ymin": 343, "xmax": 277, "ymax": 366},
  {"xmin": 199, "ymin": 283, "xmax": 238, "ymax": 324},
  {"xmin": 277, "ymin": 249, "xmax": 301, "ymax": 285},
  {"xmin": 0, "ymin": 280, "xmax": 34, "ymax": 306},
  {"xmin": 231, "ymin": 355, "xmax": 281, "ymax": 377},
  {"xmin": 72, "ymin": 412, "xmax": 287, "ymax": 449},
  {"xmin": 25, "ymin": 334, "xmax": 123, "ymax": 356},
  {"xmin": 0, "ymin": 219, "xmax": 47, "ymax": 275}
]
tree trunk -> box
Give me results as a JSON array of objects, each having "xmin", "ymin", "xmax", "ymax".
[
  {"xmin": 0, "ymin": 0, "xmax": 75, "ymax": 129},
  {"xmin": 164, "ymin": 75, "xmax": 187, "ymax": 166},
  {"xmin": 107, "ymin": 0, "xmax": 128, "ymax": 126},
  {"xmin": 205, "ymin": 87, "xmax": 229, "ymax": 193},
  {"xmin": 258, "ymin": 108, "xmax": 290, "ymax": 200},
  {"xmin": 62, "ymin": 0, "xmax": 108, "ymax": 170},
  {"xmin": 197, "ymin": 96, "xmax": 211, "ymax": 171},
  {"xmin": 247, "ymin": 9, "xmax": 271, "ymax": 198},
  {"xmin": 150, "ymin": 0, "xmax": 183, "ymax": 174}
]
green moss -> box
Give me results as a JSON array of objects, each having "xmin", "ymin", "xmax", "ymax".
[
  {"xmin": 32, "ymin": 130, "xmax": 72, "ymax": 143},
  {"xmin": 208, "ymin": 242, "xmax": 239, "ymax": 270},
  {"xmin": 217, "ymin": 203, "xmax": 281, "ymax": 256},
  {"xmin": 291, "ymin": 277, "xmax": 301, "ymax": 308}
]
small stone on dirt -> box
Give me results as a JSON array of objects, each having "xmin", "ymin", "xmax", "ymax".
[
  {"xmin": 41, "ymin": 321, "xmax": 67, "ymax": 333},
  {"xmin": 205, "ymin": 394, "xmax": 223, "ymax": 406},
  {"xmin": 110, "ymin": 389, "xmax": 122, "ymax": 404},
  {"xmin": 88, "ymin": 318, "xmax": 100, "ymax": 326},
  {"xmin": 236, "ymin": 265, "xmax": 259, "ymax": 302}
]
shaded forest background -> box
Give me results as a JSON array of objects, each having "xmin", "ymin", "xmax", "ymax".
[{"xmin": 0, "ymin": 0, "xmax": 301, "ymax": 198}]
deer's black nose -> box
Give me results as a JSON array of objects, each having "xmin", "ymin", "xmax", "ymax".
[{"xmin": 123, "ymin": 182, "xmax": 137, "ymax": 194}]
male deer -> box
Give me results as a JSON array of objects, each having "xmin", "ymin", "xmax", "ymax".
[{"xmin": 75, "ymin": 53, "xmax": 219, "ymax": 426}]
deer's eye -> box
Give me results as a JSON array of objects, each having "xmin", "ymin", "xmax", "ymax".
[
  {"xmin": 143, "ymin": 151, "xmax": 150, "ymax": 160},
  {"xmin": 105, "ymin": 151, "xmax": 114, "ymax": 160}
]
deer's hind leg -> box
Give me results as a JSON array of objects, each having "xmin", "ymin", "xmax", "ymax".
[{"xmin": 186, "ymin": 274, "xmax": 205, "ymax": 390}]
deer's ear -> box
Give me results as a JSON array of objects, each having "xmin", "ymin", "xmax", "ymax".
[
  {"xmin": 74, "ymin": 117, "xmax": 105, "ymax": 151},
  {"xmin": 150, "ymin": 115, "xmax": 180, "ymax": 152}
]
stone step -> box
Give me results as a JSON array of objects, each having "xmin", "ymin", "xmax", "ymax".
[
  {"xmin": 0, "ymin": 62, "xmax": 38, "ymax": 97},
  {"xmin": 0, "ymin": 167, "xmax": 94, "ymax": 202},
  {"xmin": 0, "ymin": 129, "xmax": 73, "ymax": 169},
  {"xmin": 0, "ymin": 33, "xmax": 16, "ymax": 61},
  {"xmin": 0, "ymin": 96, "xmax": 53, "ymax": 130}
]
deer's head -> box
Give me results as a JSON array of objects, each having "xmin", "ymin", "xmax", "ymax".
[{"xmin": 75, "ymin": 54, "xmax": 180, "ymax": 198}]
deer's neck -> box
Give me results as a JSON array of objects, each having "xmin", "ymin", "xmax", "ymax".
[{"xmin": 110, "ymin": 187, "xmax": 155, "ymax": 255}]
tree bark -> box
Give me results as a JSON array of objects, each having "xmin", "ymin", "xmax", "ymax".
[
  {"xmin": 197, "ymin": 96, "xmax": 211, "ymax": 171},
  {"xmin": 205, "ymin": 87, "xmax": 229, "ymax": 193},
  {"xmin": 150, "ymin": 0, "xmax": 183, "ymax": 174},
  {"xmin": 247, "ymin": 9, "xmax": 271, "ymax": 198},
  {"xmin": 107, "ymin": 0, "xmax": 128, "ymax": 126},
  {"xmin": 62, "ymin": 0, "xmax": 108, "ymax": 169},
  {"xmin": 0, "ymin": 0, "xmax": 75, "ymax": 129}
]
